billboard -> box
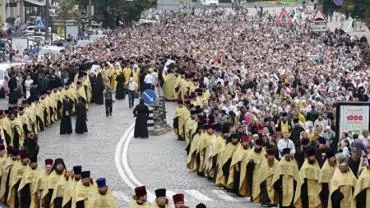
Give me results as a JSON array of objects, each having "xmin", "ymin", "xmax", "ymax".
[{"xmin": 336, "ymin": 102, "xmax": 370, "ymax": 140}]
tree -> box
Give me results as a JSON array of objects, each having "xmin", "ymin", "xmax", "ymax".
[
  {"xmin": 79, "ymin": 0, "xmax": 156, "ymax": 28},
  {"xmin": 322, "ymin": 0, "xmax": 370, "ymax": 26},
  {"xmin": 56, "ymin": 0, "xmax": 82, "ymax": 20}
]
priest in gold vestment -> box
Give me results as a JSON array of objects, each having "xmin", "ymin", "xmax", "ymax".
[
  {"xmin": 271, "ymin": 148, "xmax": 301, "ymax": 208},
  {"xmin": 295, "ymin": 148, "xmax": 321, "ymax": 208},
  {"xmin": 239, "ymin": 139, "xmax": 266, "ymax": 201},
  {"xmin": 328, "ymin": 158, "xmax": 356, "ymax": 208},
  {"xmin": 319, "ymin": 149, "xmax": 337, "ymax": 208},
  {"xmin": 259, "ymin": 148, "xmax": 278, "ymax": 207},
  {"xmin": 352, "ymin": 159, "xmax": 370, "ymax": 208},
  {"xmin": 87, "ymin": 178, "xmax": 117, "ymax": 208}
]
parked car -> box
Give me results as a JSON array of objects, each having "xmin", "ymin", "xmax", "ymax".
[
  {"xmin": 25, "ymin": 26, "xmax": 37, "ymax": 34},
  {"xmin": 38, "ymin": 45, "xmax": 65, "ymax": 55}
]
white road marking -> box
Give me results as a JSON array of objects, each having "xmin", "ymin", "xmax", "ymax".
[
  {"xmin": 185, "ymin": 190, "xmax": 214, "ymax": 201},
  {"xmin": 212, "ymin": 190, "xmax": 238, "ymax": 201},
  {"xmin": 122, "ymin": 128, "xmax": 142, "ymax": 186},
  {"xmin": 114, "ymin": 124, "xmax": 136, "ymax": 189},
  {"xmin": 116, "ymin": 123, "xmax": 156, "ymax": 203},
  {"xmin": 111, "ymin": 191, "xmax": 129, "ymax": 202}
]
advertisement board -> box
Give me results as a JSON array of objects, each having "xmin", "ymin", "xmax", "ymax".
[{"xmin": 336, "ymin": 102, "xmax": 370, "ymax": 140}]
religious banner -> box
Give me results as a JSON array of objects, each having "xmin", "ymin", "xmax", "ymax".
[{"xmin": 337, "ymin": 103, "xmax": 370, "ymax": 138}]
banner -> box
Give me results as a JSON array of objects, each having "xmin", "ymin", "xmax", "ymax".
[{"xmin": 339, "ymin": 104, "xmax": 370, "ymax": 136}]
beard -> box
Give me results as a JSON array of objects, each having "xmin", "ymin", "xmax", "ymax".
[
  {"xmin": 285, "ymin": 155, "xmax": 291, "ymax": 161},
  {"xmin": 340, "ymin": 168, "xmax": 348, "ymax": 173},
  {"xmin": 55, "ymin": 169, "xmax": 64, "ymax": 175},
  {"xmin": 308, "ymin": 159, "xmax": 316, "ymax": 165},
  {"xmin": 99, "ymin": 190, "xmax": 107, "ymax": 195},
  {"xmin": 254, "ymin": 148, "xmax": 262, "ymax": 153},
  {"xmin": 329, "ymin": 160, "xmax": 336, "ymax": 166},
  {"xmin": 267, "ymin": 158, "xmax": 275, "ymax": 165}
]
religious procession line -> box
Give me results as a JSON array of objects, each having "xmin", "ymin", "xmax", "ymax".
[
  {"xmin": 115, "ymin": 123, "xmax": 252, "ymax": 205},
  {"xmin": 111, "ymin": 189, "xmax": 251, "ymax": 204}
]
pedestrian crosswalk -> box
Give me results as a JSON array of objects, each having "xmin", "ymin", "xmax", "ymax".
[{"xmin": 111, "ymin": 189, "xmax": 251, "ymax": 203}]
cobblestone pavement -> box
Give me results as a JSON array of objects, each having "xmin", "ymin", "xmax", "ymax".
[
  {"xmin": 127, "ymin": 102, "xmax": 260, "ymax": 208},
  {"xmin": 0, "ymin": 95, "xmax": 261, "ymax": 207}
]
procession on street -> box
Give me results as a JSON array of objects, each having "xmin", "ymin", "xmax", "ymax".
[{"xmin": 0, "ymin": 2, "xmax": 369, "ymax": 208}]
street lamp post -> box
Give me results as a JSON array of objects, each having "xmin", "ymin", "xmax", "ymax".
[
  {"xmin": 88, "ymin": 0, "xmax": 92, "ymax": 29},
  {"xmin": 45, "ymin": 0, "xmax": 50, "ymax": 43}
]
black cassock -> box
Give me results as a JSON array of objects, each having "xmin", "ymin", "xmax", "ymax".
[
  {"xmin": 320, "ymin": 183, "xmax": 329, "ymax": 208},
  {"xmin": 8, "ymin": 90, "xmax": 19, "ymax": 105},
  {"xmin": 94, "ymin": 74, "xmax": 104, "ymax": 105},
  {"xmin": 75, "ymin": 101, "xmax": 88, "ymax": 134},
  {"xmin": 355, "ymin": 189, "xmax": 368, "ymax": 208},
  {"xmin": 89, "ymin": 74, "xmax": 97, "ymax": 103},
  {"xmin": 115, "ymin": 73, "xmax": 126, "ymax": 100},
  {"xmin": 20, "ymin": 184, "xmax": 31, "ymax": 208},
  {"xmin": 133, "ymin": 104, "xmax": 149, "ymax": 138},
  {"xmin": 54, "ymin": 197, "xmax": 63, "ymax": 208},
  {"xmin": 60, "ymin": 99, "xmax": 72, "ymax": 134},
  {"xmin": 76, "ymin": 200, "xmax": 85, "ymax": 208}
]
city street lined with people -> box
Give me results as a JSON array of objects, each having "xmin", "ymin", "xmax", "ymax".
[{"xmin": 0, "ymin": 5, "xmax": 368, "ymax": 208}]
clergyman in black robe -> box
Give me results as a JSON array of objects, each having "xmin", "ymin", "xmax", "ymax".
[
  {"xmin": 94, "ymin": 73, "xmax": 104, "ymax": 105},
  {"xmin": 89, "ymin": 73, "xmax": 97, "ymax": 103},
  {"xmin": 133, "ymin": 99, "xmax": 149, "ymax": 138},
  {"xmin": 8, "ymin": 74, "xmax": 18, "ymax": 105},
  {"xmin": 75, "ymin": 98, "xmax": 88, "ymax": 134},
  {"xmin": 115, "ymin": 72, "xmax": 126, "ymax": 100},
  {"xmin": 60, "ymin": 98, "xmax": 72, "ymax": 135}
]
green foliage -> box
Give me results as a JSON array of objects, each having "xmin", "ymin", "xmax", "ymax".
[
  {"xmin": 322, "ymin": 0, "xmax": 370, "ymax": 26},
  {"xmin": 56, "ymin": 0, "xmax": 82, "ymax": 20},
  {"xmin": 78, "ymin": 0, "xmax": 156, "ymax": 28}
]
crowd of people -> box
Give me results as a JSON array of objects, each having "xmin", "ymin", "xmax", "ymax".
[
  {"xmin": 0, "ymin": 61, "xmax": 120, "ymax": 207},
  {"xmin": 0, "ymin": 4, "xmax": 368, "ymax": 208},
  {"xmin": 165, "ymin": 7, "xmax": 369, "ymax": 208}
]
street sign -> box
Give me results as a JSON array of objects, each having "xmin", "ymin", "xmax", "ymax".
[
  {"xmin": 310, "ymin": 9, "xmax": 328, "ymax": 24},
  {"xmin": 310, "ymin": 9, "xmax": 328, "ymax": 32},
  {"xmin": 275, "ymin": 8, "xmax": 293, "ymax": 25},
  {"xmin": 36, "ymin": 19, "xmax": 45, "ymax": 29},
  {"xmin": 334, "ymin": 0, "xmax": 343, "ymax": 6},
  {"xmin": 142, "ymin": 89, "xmax": 157, "ymax": 106}
]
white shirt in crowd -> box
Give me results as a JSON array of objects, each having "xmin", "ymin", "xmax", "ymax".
[
  {"xmin": 221, "ymin": 105, "xmax": 233, "ymax": 114},
  {"xmin": 151, "ymin": 71, "xmax": 158, "ymax": 86},
  {"xmin": 203, "ymin": 77, "xmax": 210, "ymax": 88},
  {"xmin": 144, "ymin": 73, "xmax": 153, "ymax": 84},
  {"xmin": 128, "ymin": 80, "xmax": 138, "ymax": 91},
  {"xmin": 277, "ymin": 138, "xmax": 296, "ymax": 158},
  {"xmin": 314, "ymin": 119, "xmax": 328, "ymax": 129}
]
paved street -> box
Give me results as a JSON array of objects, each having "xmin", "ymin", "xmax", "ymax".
[
  {"xmin": 0, "ymin": 94, "xmax": 258, "ymax": 207},
  {"xmin": 0, "ymin": 5, "xmax": 367, "ymax": 208},
  {"xmin": 127, "ymin": 102, "xmax": 258, "ymax": 208}
]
